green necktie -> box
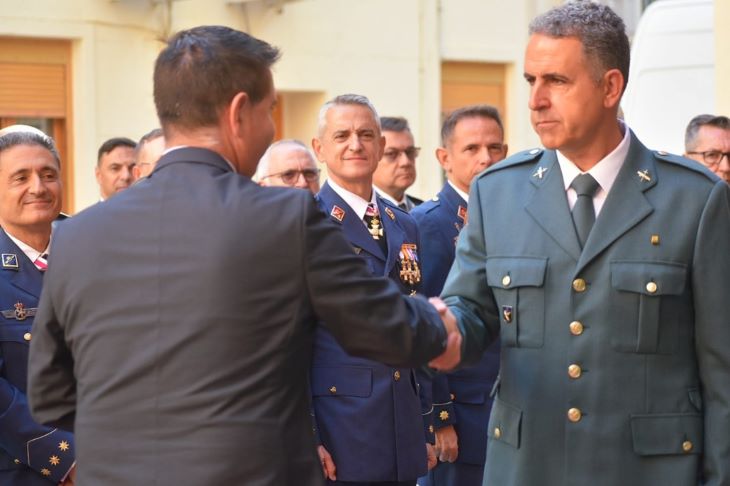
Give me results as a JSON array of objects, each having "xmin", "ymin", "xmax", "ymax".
[{"xmin": 570, "ymin": 173, "xmax": 600, "ymax": 248}]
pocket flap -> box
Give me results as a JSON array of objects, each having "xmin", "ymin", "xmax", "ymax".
[
  {"xmin": 0, "ymin": 325, "xmax": 31, "ymax": 344},
  {"xmin": 630, "ymin": 413, "xmax": 703, "ymax": 455},
  {"xmin": 311, "ymin": 366, "xmax": 372, "ymax": 398},
  {"xmin": 486, "ymin": 256, "xmax": 548, "ymax": 288},
  {"xmin": 487, "ymin": 397, "xmax": 522, "ymax": 448},
  {"xmin": 611, "ymin": 261, "xmax": 687, "ymax": 295}
]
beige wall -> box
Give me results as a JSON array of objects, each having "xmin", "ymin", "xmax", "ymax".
[
  {"xmin": 716, "ymin": 0, "xmax": 730, "ymax": 114},
  {"xmin": 1, "ymin": 0, "xmax": 726, "ymax": 210}
]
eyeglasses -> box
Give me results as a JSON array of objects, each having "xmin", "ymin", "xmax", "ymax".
[
  {"xmin": 687, "ymin": 150, "xmax": 730, "ymax": 168},
  {"xmin": 383, "ymin": 146, "xmax": 421, "ymax": 162},
  {"xmin": 261, "ymin": 168, "xmax": 321, "ymax": 186}
]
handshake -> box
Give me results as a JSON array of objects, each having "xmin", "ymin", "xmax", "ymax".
[{"xmin": 427, "ymin": 297, "xmax": 462, "ymax": 372}]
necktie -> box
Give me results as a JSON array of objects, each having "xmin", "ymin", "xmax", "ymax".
[
  {"xmin": 34, "ymin": 253, "xmax": 48, "ymax": 272},
  {"xmin": 364, "ymin": 203, "xmax": 388, "ymax": 255},
  {"xmin": 570, "ymin": 173, "xmax": 600, "ymax": 248},
  {"xmin": 398, "ymin": 201, "xmax": 409, "ymax": 212}
]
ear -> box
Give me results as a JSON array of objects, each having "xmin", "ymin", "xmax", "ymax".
[
  {"xmin": 376, "ymin": 134, "xmax": 386, "ymax": 161},
  {"xmin": 132, "ymin": 165, "xmax": 141, "ymax": 180},
  {"xmin": 436, "ymin": 147, "xmax": 450, "ymax": 172},
  {"xmin": 94, "ymin": 165, "xmax": 101, "ymax": 183},
  {"xmin": 312, "ymin": 137, "xmax": 324, "ymax": 163},
  {"xmin": 227, "ymin": 91, "xmax": 250, "ymax": 136},
  {"xmin": 602, "ymin": 68, "xmax": 624, "ymax": 109},
  {"xmin": 502, "ymin": 144, "xmax": 509, "ymax": 157}
]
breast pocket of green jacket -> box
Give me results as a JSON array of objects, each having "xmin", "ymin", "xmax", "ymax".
[
  {"xmin": 610, "ymin": 260, "xmax": 687, "ymax": 354},
  {"xmin": 486, "ymin": 256, "xmax": 547, "ymax": 348}
]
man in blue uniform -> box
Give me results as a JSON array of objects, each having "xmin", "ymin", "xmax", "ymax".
[
  {"xmin": 412, "ymin": 106, "xmax": 507, "ymax": 486},
  {"xmin": 0, "ymin": 126, "xmax": 75, "ymax": 485},
  {"xmin": 311, "ymin": 94, "xmax": 434, "ymax": 485}
]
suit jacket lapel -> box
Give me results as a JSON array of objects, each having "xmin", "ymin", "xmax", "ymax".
[
  {"xmin": 524, "ymin": 152, "xmax": 583, "ymax": 262},
  {"xmin": 576, "ymin": 133, "xmax": 656, "ymax": 273},
  {"xmin": 379, "ymin": 199, "xmax": 405, "ymax": 275},
  {"xmin": 317, "ymin": 183, "xmax": 384, "ymax": 260},
  {"xmin": 0, "ymin": 229, "xmax": 43, "ymax": 298}
]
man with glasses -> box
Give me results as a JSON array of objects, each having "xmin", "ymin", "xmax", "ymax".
[
  {"xmin": 373, "ymin": 117, "xmax": 423, "ymax": 211},
  {"xmin": 684, "ymin": 114, "xmax": 729, "ymax": 183},
  {"xmin": 257, "ymin": 139, "xmax": 321, "ymax": 193},
  {"xmin": 132, "ymin": 128, "xmax": 165, "ymax": 181},
  {"xmin": 413, "ymin": 105, "xmax": 507, "ymax": 486}
]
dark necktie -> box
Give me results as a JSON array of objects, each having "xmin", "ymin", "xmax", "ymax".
[
  {"xmin": 364, "ymin": 203, "xmax": 388, "ymax": 256},
  {"xmin": 570, "ymin": 173, "xmax": 600, "ymax": 248},
  {"xmin": 398, "ymin": 201, "xmax": 408, "ymax": 212}
]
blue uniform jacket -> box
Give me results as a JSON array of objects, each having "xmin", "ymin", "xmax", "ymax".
[
  {"xmin": 0, "ymin": 229, "xmax": 74, "ymax": 484},
  {"xmin": 411, "ymin": 183, "xmax": 499, "ymax": 466},
  {"xmin": 311, "ymin": 182, "xmax": 431, "ymax": 482}
]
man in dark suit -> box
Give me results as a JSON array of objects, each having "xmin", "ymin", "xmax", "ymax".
[
  {"xmin": 0, "ymin": 125, "xmax": 75, "ymax": 485},
  {"xmin": 412, "ymin": 105, "xmax": 507, "ymax": 486},
  {"xmin": 440, "ymin": 2, "xmax": 730, "ymax": 485},
  {"xmin": 311, "ymin": 94, "xmax": 434, "ymax": 486},
  {"xmin": 26, "ymin": 26, "xmax": 461, "ymax": 486},
  {"xmin": 373, "ymin": 117, "xmax": 423, "ymax": 211}
]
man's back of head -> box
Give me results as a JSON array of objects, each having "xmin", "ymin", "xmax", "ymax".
[{"xmin": 153, "ymin": 25, "xmax": 280, "ymax": 176}]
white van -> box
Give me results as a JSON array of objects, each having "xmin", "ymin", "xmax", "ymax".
[{"xmin": 621, "ymin": 0, "xmax": 715, "ymax": 155}]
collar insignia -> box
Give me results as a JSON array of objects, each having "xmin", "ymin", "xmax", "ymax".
[
  {"xmin": 637, "ymin": 170, "xmax": 651, "ymax": 182},
  {"xmin": 2, "ymin": 254, "xmax": 18, "ymax": 269},
  {"xmin": 330, "ymin": 205, "xmax": 345, "ymax": 222}
]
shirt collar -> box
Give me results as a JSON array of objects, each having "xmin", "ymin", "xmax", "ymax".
[
  {"xmin": 5, "ymin": 231, "xmax": 51, "ymax": 263},
  {"xmin": 447, "ymin": 180, "xmax": 469, "ymax": 204},
  {"xmin": 374, "ymin": 186, "xmax": 405, "ymax": 207},
  {"xmin": 163, "ymin": 145, "xmax": 237, "ymax": 173},
  {"xmin": 327, "ymin": 178, "xmax": 377, "ymax": 221},
  {"xmin": 557, "ymin": 121, "xmax": 631, "ymax": 195}
]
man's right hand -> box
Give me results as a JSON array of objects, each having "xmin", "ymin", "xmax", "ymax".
[
  {"xmin": 435, "ymin": 425, "xmax": 459, "ymax": 463},
  {"xmin": 428, "ymin": 297, "xmax": 462, "ymax": 371},
  {"xmin": 317, "ymin": 444, "xmax": 337, "ymax": 481}
]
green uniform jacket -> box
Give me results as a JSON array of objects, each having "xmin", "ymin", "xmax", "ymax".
[{"xmin": 442, "ymin": 131, "xmax": 730, "ymax": 486}]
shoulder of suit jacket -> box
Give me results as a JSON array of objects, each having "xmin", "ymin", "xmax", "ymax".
[
  {"xmin": 477, "ymin": 148, "xmax": 544, "ymax": 180},
  {"xmin": 653, "ymin": 150, "xmax": 719, "ymax": 181}
]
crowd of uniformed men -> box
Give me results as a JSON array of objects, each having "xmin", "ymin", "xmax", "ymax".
[{"xmin": 1, "ymin": 1, "xmax": 730, "ymax": 485}]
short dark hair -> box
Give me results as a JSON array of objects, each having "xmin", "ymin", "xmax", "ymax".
[
  {"xmin": 441, "ymin": 105, "xmax": 504, "ymax": 147},
  {"xmin": 529, "ymin": 1, "xmax": 630, "ymax": 90},
  {"xmin": 0, "ymin": 130, "xmax": 61, "ymax": 167},
  {"xmin": 380, "ymin": 117, "xmax": 411, "ymax": 133},
  {"xmin": 154, "ymin": 25, "xmax": 281, "ymax": 132},
  {"xmin": 97, "ymin": 137, "xmax": 136, "ymax": 166},
  {"xmin": 685, "ymin": 114, "xmax": 730, "ymax": 151}
]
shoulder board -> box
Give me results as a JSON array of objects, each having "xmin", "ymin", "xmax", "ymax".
[
  {"xmin": 478, "ymin": 148, "xmax": 544, "ymax": 179},
  {"xmin": 653, "ymin": 150, "xmax": 718, "ymax": 180},
  {"xmin": 416, "ymin": 197, "xmax": 441, "ymax": 214}
]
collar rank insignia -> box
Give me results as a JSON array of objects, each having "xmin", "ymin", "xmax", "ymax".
[
  {"xmin": 2, "ymin": 253, "xmax": 19, "ymax": 268},
  {"xmin": 533, "ymin": 166, "xmax": 548, "ymax": 179},
  {"xmin": 637, "ymin": 169, "xmax": 651, "ymax": 182},
  {"xmin": 457, "ymin": 205, "xmax": 468, "ymax": 224},
  {"xmin": 399, "ymin": 243, "xmax": 421, "ymax": 286},
  {"xmin": 384, "ymin": 207, "xmax": 396, "ymax": 221},
  {"xmin": 330, "ymin": 205, "xmax": 345, "ymax": 222},
  {"xmin": 502, "ymin": 305, "xmax": 513, "ymax": 323},
  {"xmin": 1, "ymin": 302, "xmax": 37, "ymax": 321}
]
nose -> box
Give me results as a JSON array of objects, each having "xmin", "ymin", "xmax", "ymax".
[
  {"xmin": 293, "ymin": 172, "xmax": 309, "ymax": 189},
  {"xmin": 121, "ymin": 165, "xmax": 133, "ymax": 183},
  {"xmin": 528, "ymin": 81, "xmax": 548, "ymax": 111},
  {"xmin": 477, "ymin": 146, "xmax": 493, "ymax": 168},
  {"xmin": 348, "ymin": 134, "xmax": 363, "ymax": 152},
  {"xmin": 29, "ymin": 173, "xmax": 48, "ymax": 195}
]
